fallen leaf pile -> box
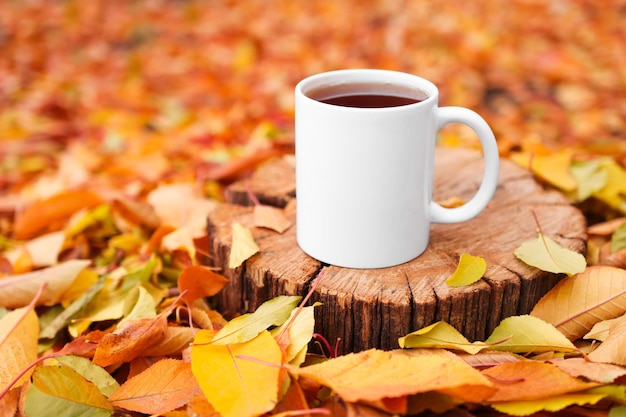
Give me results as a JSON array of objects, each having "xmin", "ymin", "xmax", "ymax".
[{"xmin": 1, "ymin": 0, "xmax": 626, "ymax": 416}]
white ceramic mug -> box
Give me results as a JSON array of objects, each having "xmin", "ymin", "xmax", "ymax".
[{"xmin": 295, "ymin": 69, "xmax": 499, "ymax": 269}]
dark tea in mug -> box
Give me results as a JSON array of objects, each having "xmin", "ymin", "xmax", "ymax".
[{"xmin": 306, "ymin": 82, "xmax": 427, "ymax": 108}]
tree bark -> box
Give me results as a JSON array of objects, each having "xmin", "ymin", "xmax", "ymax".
[{"xmin": 207, "ymin": 147, "xmax": 587, "ymax": 354}]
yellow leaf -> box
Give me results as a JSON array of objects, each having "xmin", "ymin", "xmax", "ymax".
[
  {"xmin": 191, "ymin": 330, "xmax": 282, "ymax": 417},
  {"xmin": 491, "ymin": 392, "xmax": 606, "ymax": 416},
  {"xmin": 292, "ymin": 349, "xmax": 495, "ymax": 404},
  {"xmin": 485, "ymin": 315, "xmax": 577, "ymax": 353},
  {"xmin": 229, "ymin": 222, "xmax": 260, "ymax": 269},
  {"xmin": 271, "ymin": 304, "xmax": 317, "ymax": 366},
  {"xmin": 510, "ymin": 149, "xmax": 577, "ymax": 191},
  {"xmin": 445, "ymin": 254, "xmax": 487, "ymax": 287},
  {"xmin": 399, "ymin": 321, "xmax": 488, "ymax": 355},
  {"xmin": 531, "ymin": 266, "xmax": 626, "ymax": 341},
  {"xmin": 24, "ymin": 364, "xmax": 113, "ymax": 416},
  {"xmin": 592, "ymin": 158, "xmax": 626, "ymax": 214},
  {"xmin": 514, "ymin": 232, "xmax": 586, "ymax": 276}
]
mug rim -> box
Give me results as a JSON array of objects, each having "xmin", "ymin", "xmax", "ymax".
[{"xmin": 295, "ymin": 68, "xmax": 438, "ymax": 110}]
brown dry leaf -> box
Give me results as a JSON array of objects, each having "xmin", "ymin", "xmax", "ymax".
[
  {"xmin": 92, "ymin": 315, "xmax": 168, "ymax": 367},
  {"xmin": 481, "ymin": 361, "xmax": 599, "ymax": 403},
  {"xmin": 253, "ymin": 204, "xmax": 291, "ymax": 233},
  {"xmin": 292, "ymin": 349, "xmax": 495, "ymax": 406},
  {"xmin": 13, "ymin": 190, "xmax": 104, "ymax": 239},
  {"xmin": 588, "ymin": 313, "xmax": 626, "ymax": 365},
  {"xmin": 530, "ymin": 266, "xmax": 626, "ymax": 341},
  {"xmin": 109, "ymin": 359, "xmax": 201, "ymax": 415},
  {"xmin": 178, "ymin": 265, "xmax": 229, "ymax": 304}
]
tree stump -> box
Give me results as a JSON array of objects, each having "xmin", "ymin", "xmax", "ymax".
[{"xmin": 207, "ymin": 147, "xmax": 587, "ymax": 354}]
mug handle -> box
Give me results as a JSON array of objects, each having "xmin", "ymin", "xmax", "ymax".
[{"xmin": 430, "ymin": 107, "xmax": 500, "ymax": 224}]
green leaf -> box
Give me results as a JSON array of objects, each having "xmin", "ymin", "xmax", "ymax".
[
  {"xmin": 514, "ymin": 232, "xmax": 586, "ymax": 276},
  {"xmin": 399, "ymin": 321, "xmax": 488, "ymax": 355},
  {"xmin": 55, "ymin": 355, "xmax": 120, "ymax": 397},
  {"xmin": 611, "ymin": 222, "xmax": 626, "ymax": 253},
  {"xmin": 25, "ymin": 364, "xmax": 113, "ymax": 417},
  {"xmin": 211, "ymin": 295, "xmax": 301, "ymax": 345},
  {"xmin": 39, "ymin": 279, "xmax": 106, "ymax": 339},
  {"xmin": 485, "ymin": 315, "xmax": 577, "ymax": 354},
  {"xmin": 445, "ymin": 254, "xmax": 487, "ymax": 287},
  {"xmin": 118, "ymin": 285, "xmax": 157, "ymax": 328},
  {"xmin": 592, "ymin": 158, "xmax": 626, "ymax": 214},
  {"xmin": 569, "ymin": 159, "xmax": 608, "ymax": 202}
]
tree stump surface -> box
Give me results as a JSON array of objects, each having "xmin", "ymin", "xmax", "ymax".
[{"xmin": 207, "ymin": 147, "xmax": 587, "ymax": 354}]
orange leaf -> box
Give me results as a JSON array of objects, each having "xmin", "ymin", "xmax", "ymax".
[
  {"xmin": 292, "ymin": 349, "xmax": 495, "ymax": 405},
  {"xmin": 92, "ymin": 315, "xmax": 168, "ymax": 367},
  {"xmin": 109, "ymin": 359, "xmax": 200, "ymax": 415},
  {"xmin": 178, "ymin": 265, "xmax": 229, "ymax": 304},
  {"xmin": 481, "ymin": 361, "xmax": 599, "ymax": 403},
  {"xmin": 13, "ymin": 190, "xmax": 103, "ymax": 239},
  {"xmin": 144, "ymin": 224, "xmax": 177, "ymax": 254}
]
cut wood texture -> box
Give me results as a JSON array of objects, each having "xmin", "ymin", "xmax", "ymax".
[{"xmin": 207, "ymin": 147, "xmax": 587, "ymax": 353}]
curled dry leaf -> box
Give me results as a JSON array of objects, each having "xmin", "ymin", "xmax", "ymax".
[{"xmin": 531, "ymin": 266, "xmax": 626, "ymax": 341}]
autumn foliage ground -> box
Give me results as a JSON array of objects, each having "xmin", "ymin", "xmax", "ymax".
[{"xmin": 1, "ymin": 1, "xmax": 626, "ymax": 416}]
